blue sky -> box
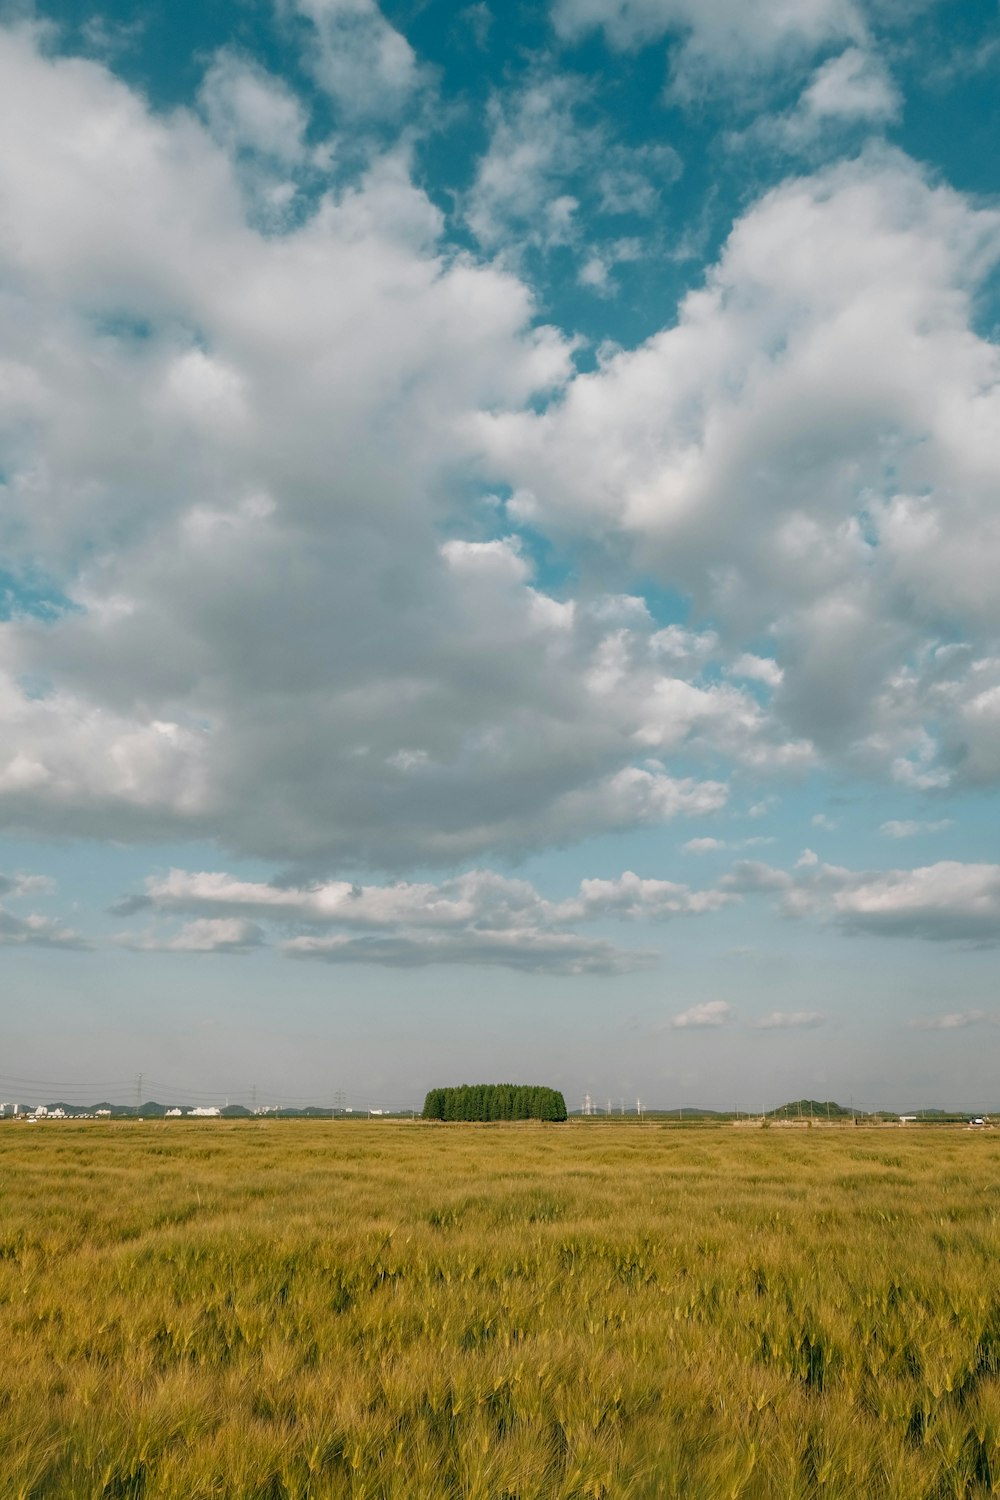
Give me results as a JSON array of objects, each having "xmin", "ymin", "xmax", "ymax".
[{"xmin": 0, "ymin": 0, "xmax": 999, "ymax": 1112}]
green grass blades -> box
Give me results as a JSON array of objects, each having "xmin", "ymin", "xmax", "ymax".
[{"xmin": 2, "ymin": 1121, "xmax": 1000, "ymax": 1498}]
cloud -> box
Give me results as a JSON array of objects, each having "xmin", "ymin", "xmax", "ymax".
[
  {"xmin": 0, "ymin": 907, "xmax": 89, "ymax": 950},
  {"xmin": 283, "ymin": 929, "xmax": 657, "ymax": 974},
  {"xmin": 797, "ymin": 46, "xmax": 900, "ymax": 125},
  {"xmin": 0, "ymin": 27, "xmax": 745, "ymax": 869},
  {"xmin": 671, "ymin": 999, "xmax": 733, "ymax": 1028},
  {"xmin": 909, "ymin": 1010, "xmax": 985, "ymax": 1031},
  {"xmin": 829, "ymin": 863, "xmax": 1000, "ymax": 943},
  {"xmin": 481, "ymin": 151, "xmax": 1000, "ymax": 792},
  {"xmin": 550, "ymin": 0, "xmax": 867, "ymax": 98},
  {"xmin": 735, "ymin": 46, "xmax": 902, "ymax": 155},
  {"xmin": 111, "ymin": 864, "xmax": 729, "ymax": 971},
  {"xmin": 199, "ymin": 50, "xmax": 309, "ymax": 165},
  {"xmin": 728, "ymin": 855, "xmax": 1000, "ymax": 944},
  {"xmin": 880, "ymin": 819, "xmax": 953, "ymax": 838},
  {"xmin": 0, "ymin": 872, "xmax": 55, "ymax": 899},
  {"xmin": 1, "ymin": 23, "xmax": 997, "ymax": 894},
  {"xmin": 720, "ymin": 859, "xmax": 792, "ymax": 893},
  {"xmin": 289, "ymin": 0, "xmax": 425, "ymax": 120},
  {"xmin": 464, "ymin": 69, "xmax": 680, "ymax": 265},
  {"xmin": 682, "ymin": 837, "xmax": 725, "ymax": 854},
  {"xmin": 749, "ymin": 1010, "xmax": 825, "ymax": 1028},
  {"xmin": 115, "ymin": 918, "xmax": 265, "ymax": 954},
  {"xmin": 728, "ymin": 653, "xmax": 783, "ymax": 687}
]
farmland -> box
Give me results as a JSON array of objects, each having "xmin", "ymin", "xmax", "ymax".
[{"xmin": 2, "ymin": 1121, "xmax": 1000, "ymax": 1498}]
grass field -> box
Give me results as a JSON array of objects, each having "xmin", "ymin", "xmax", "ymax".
[{"xmin": 3, "ymin": 1120, "xmax": 1000, "ymax": 1498}]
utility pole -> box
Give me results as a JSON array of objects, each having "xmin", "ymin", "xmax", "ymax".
[
  {"xmin": 251, "ymin": 1083, "xmax": 257, "ymax": 1114},
  {"xmin": 134, "ymin": 1072, "xmax": 143, "ymax": 1118}
]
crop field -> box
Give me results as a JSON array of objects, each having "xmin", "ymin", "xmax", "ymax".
[{"xmin": 3, "ymin": 1122, "xmax": 1000, "ymax": 1499}]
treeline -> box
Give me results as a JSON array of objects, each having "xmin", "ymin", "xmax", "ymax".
[{"xmin": 422, "ymin": 1084, "xmax": 567, "ymax": 1122}]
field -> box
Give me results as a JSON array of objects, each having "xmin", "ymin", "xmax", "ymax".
[{"xmin": 3, "ymin": 1121, "xmax": 1000, "ymax": 1498}]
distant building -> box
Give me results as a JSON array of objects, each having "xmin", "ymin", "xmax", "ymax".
[
  {"xmin": 165, "ymin": 1108, "xmax": 182, "ymax": 1117},
  {"xmin": 187, "ymin": 1106, "xmax": 221, "ymax": 1117}
]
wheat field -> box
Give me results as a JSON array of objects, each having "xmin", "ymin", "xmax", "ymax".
[{"xmin": 2, "ymin": 1119, "xmax": 1000, "ymax": 1498}]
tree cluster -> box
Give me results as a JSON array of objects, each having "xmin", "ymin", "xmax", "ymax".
[{"xmin": 422, "ymin": 1084, "xmax": 567, "ymax": 1122}]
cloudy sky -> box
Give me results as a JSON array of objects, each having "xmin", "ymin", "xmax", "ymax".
[{"xmin": 0, "ymin": 0, "xmax": 998, "ymax": 1112}]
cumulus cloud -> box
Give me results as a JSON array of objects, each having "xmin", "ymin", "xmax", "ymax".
[
  {"xmin": 0, "ymin": 26, "xmax": 743, "ymax": 870},
  {"xmin": 0, "ymin": 869, "xmax": 82, "ymax": 947},
  {"xmin": 1, "ymin": 21, "xmax": 997, "ymax": 906},
  {"xmin": 0, "ymin": 907, "xmax": 89, "ymax": 950},
  {"xmin": 482, "ymin": 151, "xmax": 1000, "ymax": 790},
  {"xmin": 728, "ymin": 653, "xmax": 783, "ymax": 687},
  {"xmin": 734, "ymin": 46, "xmax": 902, "ymax": 156},
  {"xmin": 828, "ymin": 863, "xmax": 1000, "ymax": 942},
  {"xmin": 727, "ymin": 856, "xmax": 1000, "ymax": 944},
  {"xmin": 797, "ymin": 46, "xmax": 900, "ymax": 125},
  {"xmin": 116, "ymin": 917, "xmax": 265, "ymax": 954},
  {"xmin": 111, "ymin": 864, "xmax": 730, "ymax": 971},
  {"xmin": 672, "ymin": 999, "xmax": 733, "ymax": 1027}
]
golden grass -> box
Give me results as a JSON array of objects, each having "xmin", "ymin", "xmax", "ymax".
[{"xmin": 2, "ymin": 1120, "xmax": 1000, "ymax": 1497}]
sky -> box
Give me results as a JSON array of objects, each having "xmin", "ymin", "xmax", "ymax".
[{"xmin": 0, "ymin": 0, "xmax": 999, "ymax": 1114}]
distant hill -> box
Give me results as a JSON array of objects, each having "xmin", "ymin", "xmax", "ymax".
[{"xmin": 767, "ymin": 1099, "xmax": 855, "ymax": 1120}]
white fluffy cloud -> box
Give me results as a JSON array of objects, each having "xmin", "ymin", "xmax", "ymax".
[
  {"xmin": 116, "ymin": 917, "xmax": 265, "ymax": 954},
  {"xmin": 797, "ymin": 46, "xmax": 900, "ymax": 124},
  {"xmin": 111, "ymin": 864, "xmax": 731, "ymax": 971},
  {"xmin": 483, "ymin": 151, "xmax": 1000, "ymax": 790},
  {"xmin": 1, "ymin": 22, "xmax": 996, "ymax": 897},
  {"xmin": 0, "ymin": 26, "xmax": 747, "ymax": 869},
  {"xmin": 729, "ymin": 857, "xmax": 1000, "ymax": 943}
]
